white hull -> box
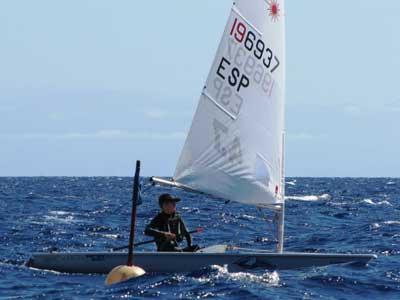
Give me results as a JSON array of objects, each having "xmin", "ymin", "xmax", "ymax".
[{"xmin": 27, "ymin": 247, "xmax": 376, "ymax": 274}]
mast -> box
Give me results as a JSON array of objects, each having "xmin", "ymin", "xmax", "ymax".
[
  {"xmin": 277, "ymin": 0, "xmax": 287, "ymax": 252},
  {"xmin": 276, "ymin": 132, "xmax": 285, "ymax": 253}
]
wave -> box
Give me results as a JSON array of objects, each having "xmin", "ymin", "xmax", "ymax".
[
  {"xmin": 43, "ymin": 211, "xmax": 78, "ymax": 224},
  {"xmin": 191, "ymin": 265, "xmax": 280, "ymax": 287},
  {"xmin": 371, "ymin": 222, "xmax": 381, "ymax": 229},
  {"xmin": 383, "ymin": 221, "xmax": 400, "ymax": 225},
  {"xmin": 89, "ymin": 233, "xmax": 120, "ymax": 240},
  {"xmin": 361, "ymin": 199, "xmax": 392, "ymax": 206},
  {"xmin": 239, "ymin": 214, "xmax": 256, "ymax": 220},
  {"xmin": 214, "ymin": 265, "xmax": 280, "ymax": 286},
  {"xmin": 44, "ymin": 215, "xmax": 77, "ymax": 224},
  {"xmin": 305, "ymin": 274, "xmax": 399, "ymax": 292},
  {"xmin": 370, "ymin": 220, "xmax": 400, "ymax": 229},
  {"xmin": 49, "ymin": 210, "xmax": 72, "ymax": 216},
  {"xmin": 285, "ymin": 193, "xmax": 331, "ymax": 202}
]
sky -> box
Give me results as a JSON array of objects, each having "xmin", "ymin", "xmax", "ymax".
[{"xmin": 0, "ymin": 0, "xmax": 399, "ymax": 177}]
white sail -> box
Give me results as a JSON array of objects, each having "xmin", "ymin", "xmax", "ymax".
[{"xmin": 174, "ymin": 0, "xmax": 286, "ymax": 207}]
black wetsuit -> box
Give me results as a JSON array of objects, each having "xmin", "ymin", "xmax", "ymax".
[{"xmin": 144, "ymin": 212, "xmax": 192, "ymax": 252}]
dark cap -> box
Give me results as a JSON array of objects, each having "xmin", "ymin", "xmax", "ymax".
[{"xmin": 158, "ymin": 193, "xmax": 181, "ymax": 207}]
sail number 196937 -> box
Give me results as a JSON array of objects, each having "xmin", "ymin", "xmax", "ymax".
[{"xmin": 230, "ymin": 18, "xmax": 280, "ymax": 73}]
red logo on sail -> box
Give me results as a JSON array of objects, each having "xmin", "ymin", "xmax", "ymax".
[{"xmin": 268, "ymin": 0, "xmax": 281, "ymax": 22}]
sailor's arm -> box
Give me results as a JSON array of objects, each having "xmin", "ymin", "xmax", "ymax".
[
  {"xmin": 144, "ymin": 216, "xmax": 165, "ymax": 239},
  {"xmin": 180, "ymin": 219, "xmax": 192, "ymax": 246},
  {"xmin": 145, "ymin": 216, "xmax": 176, "ymax": 241}
]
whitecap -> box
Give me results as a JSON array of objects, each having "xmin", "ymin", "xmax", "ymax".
[
  {"xmin": 44, "ymin": 215, "xmax": 77, "ymax": 224},
  {"xmin": 329, "ymin": 201, "xmax": 347, "ymax": 206},
  {"xmin": 286, "ymin": 180, "xmax": 296, "ymax": 186},
  {"xmin": 371, "ymin": 223, "xmax": 381, "ymax": 229},
  {"xmin": 285, "ymin": 193, "xmax": 331, "ymax": 202},
  {"xmin": 103, "ymin": 234, "xmax": 120, "ymax": 239},
  {"xmin": 240, "ymin": 214, "xmax": 256, "ymax": 220},
  {"xmin": 89, "ymin": 233, "xmax": 120, "ymax": 239},
  {"xmin": 29, "ymin": 221, "xmax": 48, "ymax": 225},
  {"xmin": 362, "ymin": 199, "xmax": 375, "ymax": 205},
  {"xmin": 383, "ymin": 221, "xmax": 400, "ymax": 225},
  {"xmin": 376, "ymin": 200, "xmax": 391, "ymax": 206},
  {"xmin": 362, "ymin": 199, "xmax": 392, "ymax": 206},
  {"xmin": 194, "ymin": 265, "xmax": 280, "ymax": 286},
  {"xmin": 49, "ymin": 210, "xmax": 73, "ymax": 216},
  {"xmin": 42, "ymin": 210, "xmax": 82, "ymax": 224},
  {"xmin": 216, "ymin": 265, "xmax": 280, "ymax": 286}
]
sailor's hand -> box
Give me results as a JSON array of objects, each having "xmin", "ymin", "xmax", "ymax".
[{"xmin": 164, "ymin": 232, "xmax": 176, "ymax": 241}]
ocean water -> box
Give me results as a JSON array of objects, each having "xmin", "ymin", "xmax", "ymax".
[{"xmin": 0, "ymin": 177, "xmax": 399, "ymax": 299}]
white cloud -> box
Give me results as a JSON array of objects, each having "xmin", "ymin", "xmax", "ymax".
[
  {"xmin": 342, "ymin": 100, "xmax": 400, "ymax": 114},
  {"xmin": 48, "ymin": 113, "xmax": 65, "ymax": 121},
  {"xmin": 0, "ymin": 130, "xmax": 186, "ymax": 140},
  {"xmin": 144, "ymin": 108, "xmax": 194, "ymax": 119},
  {"xmin": 145, "ymin": 109, "xmax": 169, "ymax": 119},
  {"xmin": 383, "ymin": 100, "xmax": 400, "ymax": 112},
  {"xmin": 287, "ymin": 132, "xmax": 316, "ymax": 140},
  {"xmin": 344, "ymin": 105, "xmax": 362, "ymax": 116}
]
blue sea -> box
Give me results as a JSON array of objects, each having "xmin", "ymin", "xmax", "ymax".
[{"xmin": 0, "ymin": 177, "xmax": 399, "ymax": 299}]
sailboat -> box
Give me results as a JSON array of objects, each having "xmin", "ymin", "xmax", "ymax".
[{"xmin": 27, "ymin": 0, "xmax": 376, "ymax": 274}]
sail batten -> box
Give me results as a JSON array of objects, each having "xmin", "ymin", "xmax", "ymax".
[
  {"xmin": 174, "ymin": 0, "xmax": 285, "ymax": 207},
  {"xmin": 202, "ymin": 89, "xmax": 237, "ymax": 120}
]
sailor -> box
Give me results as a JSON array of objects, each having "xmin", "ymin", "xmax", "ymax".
[{"xmin": 145, "ymin": 193, "xmax": 199, "ymax": 252}]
